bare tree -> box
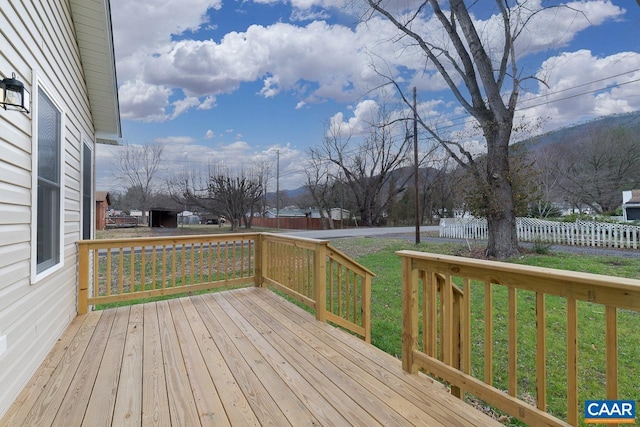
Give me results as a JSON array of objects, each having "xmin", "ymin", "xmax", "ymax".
[
  {"xmin": 304, "ymin": 155, "xmax": 337, "ymax": 229},
  {"xmin": 253, "ymin": 159, "xmax": 272, "ymax": 217},
  {"xmin": 557, "ymin": 127, "xmax": 640, "ymax": 214},
  {"xmin": 166, "ymin": 165, "xmax": 264, "ymax": 229},
  {"xmin": 208, "ymin": 168, "xmax": 263, "ymax": 231},
  {"xmin": 529, "ymin": 144, "xmax": 568, "ymax": 218},
  {"xmin": 114, "ymin": 142, "xmax": 164, "ymax": 224},
  {"xmin": 311, "ymin": 108, "xmax": 414, "ymax": 226},
  {"xmin": 362, "ymin": 0, "xmax": 549, "ymax": 258},
  {"xmin": 421, "ymin": 158, "xmax": 461, "ymax": 223},
  {"xmin": 165, "ymin": 170, "xmax": 218, "ymax": 226}
]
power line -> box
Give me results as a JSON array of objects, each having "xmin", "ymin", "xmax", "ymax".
[
  {"xmin": 517, "ymin": 77, "xmax": 640, "ymax": 111},
  {"xmin": 519, "ymin": 68, "xmax": 640, "ymax": 105},
  {"xmin": 408, "ymin": 69, "xmax": 640, "ymax": 135}
]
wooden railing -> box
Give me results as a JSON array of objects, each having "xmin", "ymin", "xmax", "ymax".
[
  {"xmin": 261, "ymin": 233, "xmax": 373, "ymax": 342},
  {"xmin": 397, "ymin": 250, "xmax": 640, "ymax": 426},
  {"xmin": 77, "ymin": 233, "xmax": 372, "ymax": 340}
]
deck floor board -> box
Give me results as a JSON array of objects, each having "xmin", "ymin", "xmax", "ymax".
[{"xmin": 1, "ymin": 287, "xmax": 501, "ymax": 427}]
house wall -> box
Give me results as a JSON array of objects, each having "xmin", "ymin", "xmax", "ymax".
[{"xmin": 0, "ymin": 0, "xmax": 95, "ymax": 417}]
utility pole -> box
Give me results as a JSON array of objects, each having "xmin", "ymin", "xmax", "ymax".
[
  {"xmin": 413, "ymin": 87, "xmax": 420, "ymax": 244},
  {"xmin": 276, "ymin": 149, "xmax": 280, "ymax": 230}
]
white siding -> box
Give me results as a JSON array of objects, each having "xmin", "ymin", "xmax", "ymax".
[{"xmin": 0, "ymin": 0, "xmax": 97, "ymax": 417}]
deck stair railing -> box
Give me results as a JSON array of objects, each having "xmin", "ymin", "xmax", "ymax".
[
  {"xmin": 260, "ymin": 233, "xmax": 373, "ymax": 342},
  {"xmin": 77, "ymin": 233, "xmax": 372, "ymax": 340},
  {"xmin": 397, "ymin": 250, "xmax": 640, "ymax": 426}
]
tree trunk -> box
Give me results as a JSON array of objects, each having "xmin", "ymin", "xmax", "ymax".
[{"xmin": 485, "ymin": 126, "xmax": 519, "ymax": 259}]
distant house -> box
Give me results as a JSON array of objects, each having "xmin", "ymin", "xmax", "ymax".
[
  {"xmin": 0, "ymin": 0, "xmax": 121, "ymax": 417},
  {"xmin": 264, "ymin": 208, "xmax": 350, "ymax": 221},
  {"xmin": 622, "ymin": 190, "xmax": 640, "ymax": 221},
  {"xmin": 330, "ymin": 208, "xmax": 351, "ymax": 221},
  {"xmin": 264, "ymin": 208, "xmax": 312, "ymax": 218},
  {"xmin": 95, "ymin": 191, "xmax": 111, "ymax": 231}
]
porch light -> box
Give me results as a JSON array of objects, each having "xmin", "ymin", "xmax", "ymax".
[{"xmin": 1, "ymin": 73, "xmax": 30, "ymax": 113}]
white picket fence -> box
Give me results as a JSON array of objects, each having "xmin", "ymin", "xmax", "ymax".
[{"xmin": 439, "ymin": 217, "xmax": 640, "ymax": 250}]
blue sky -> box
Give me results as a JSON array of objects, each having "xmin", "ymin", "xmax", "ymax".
[{"xmin": 97, "ymin": 0, "xmax": 640, "ymax": 191}]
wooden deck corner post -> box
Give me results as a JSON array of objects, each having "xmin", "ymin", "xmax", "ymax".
[
  {"xmin": 78, "ymin": 241, "xmax": 89, "ymax": 314},
  {"xmin": 401, "ymin": 255, "xmax": 419, "ymax": 374},
  {"xmin": 314, "ymin": 242, "xmax": 327, "ymax": 323},
  {"xmin": 451, "ymin": 286, "xmax": 462, "ymax": 398},
  {"xmin": 255, "ymin": 233, "xmax": 264, "ymax": 287},
  {"xmin": 363, "ymin": 273, "xmax": 372, "ymax": 343},
  {"xmin": 605, "ymin": 305, "xmax": 618, "ymax": 401}
]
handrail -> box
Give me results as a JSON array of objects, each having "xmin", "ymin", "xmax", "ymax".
[
  {"xmin": 77, "ymin": 232, "xmax": 372, "ymax": 341},
  {"xmin": 397, "ymin": 250, "xmax": 640, "ymax": 426}
]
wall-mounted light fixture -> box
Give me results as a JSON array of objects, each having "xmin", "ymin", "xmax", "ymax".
[{"xmin": 1, "ymin": 73, "xmax": 30, "ymax": 114}]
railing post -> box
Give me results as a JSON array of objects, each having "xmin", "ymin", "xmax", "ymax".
[
  {"xmin": 78, "ymin": 241, "xmax": 89, "ymax": 314},
  {"xmin": 401, "ymin": 256, "xmax": 418, "ymax": 374},
  {"xmin": 313, "ymin": 242, "xmax": 327, "ymax": 323},
  {"xmin": 451, "ymin": 288, "xmax": 462, "ymax": 398},
  {"xmin": 254, "ymin": 234, "xmax": 263, "ymax": 287},
  {"xmin": 362, "ymin": 273, "xmax": 372, "ymax": 343}
]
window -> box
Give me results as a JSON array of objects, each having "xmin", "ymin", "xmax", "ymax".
[
  {"xmin": 36, "ymin": 89, "xmax": 62, "ymax": 274},
  {"xmin": 81, "ymin": 141, "xmax": 92, "ymax": 240}
]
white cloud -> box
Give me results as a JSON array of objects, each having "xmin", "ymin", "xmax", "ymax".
[
  {"xmin": 289, "ymin": 0, "xmax": 345, "ymax": 11},
  {"xmin": 460, "ymin": 0, "xmax": 626, "ymax": 62},
  {"xmin": 170, "ymin": 96, "xmax": 201, "ymax": 119},
  {"xmin": 222, "ymin": 141, "xmax": 251, "ymax": 153},
  {"xmin": 155, "ymin": 136, "xmax": 196, "ymax": 144},
  {"xmin": 517, "ymin": 50, "xmax": 640, "ymax": 132},
  {"xmin": 140, "ymin": 21, "xmax": 374, "ymax": 103},
  {"xmin": 198, "ymin": 96, "xmax": 217, "ymax": 110},
  {"xmin": 205, "ymin": 130, "xmax": 215, "ymax": 139},
  {"xmin": 111, "ymin": 0, "xmax": 222, "ymax": 59},
  {"xmin": 329, "ymin": 99, "xmax": 379, "ymax": 136},
  {"xmin": 118, "ymin": 80, "xmax": 172, "ymax": 122}
]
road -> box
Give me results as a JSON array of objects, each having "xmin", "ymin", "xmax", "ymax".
[
  {"xmin": 279, "ymin": 226, "xmax": 440, "ymax": 240},
  {"xmin": 280, "ymin": 226, "xmax": 639, "ymax": 258}
]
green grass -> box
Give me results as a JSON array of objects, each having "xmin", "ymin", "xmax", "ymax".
[{"xmin": 329, "ymin": 238, "xmax": 640, "ymax": 425}]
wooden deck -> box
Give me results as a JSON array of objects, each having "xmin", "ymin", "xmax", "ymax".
[{"xmin": 1, "ymin": 287, "xmax": 500, "ymax": 426}]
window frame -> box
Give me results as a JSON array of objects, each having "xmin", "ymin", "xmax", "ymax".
[{"xmin": 31, "ymin": 74, "xmax": 65, "ymax": 282}]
